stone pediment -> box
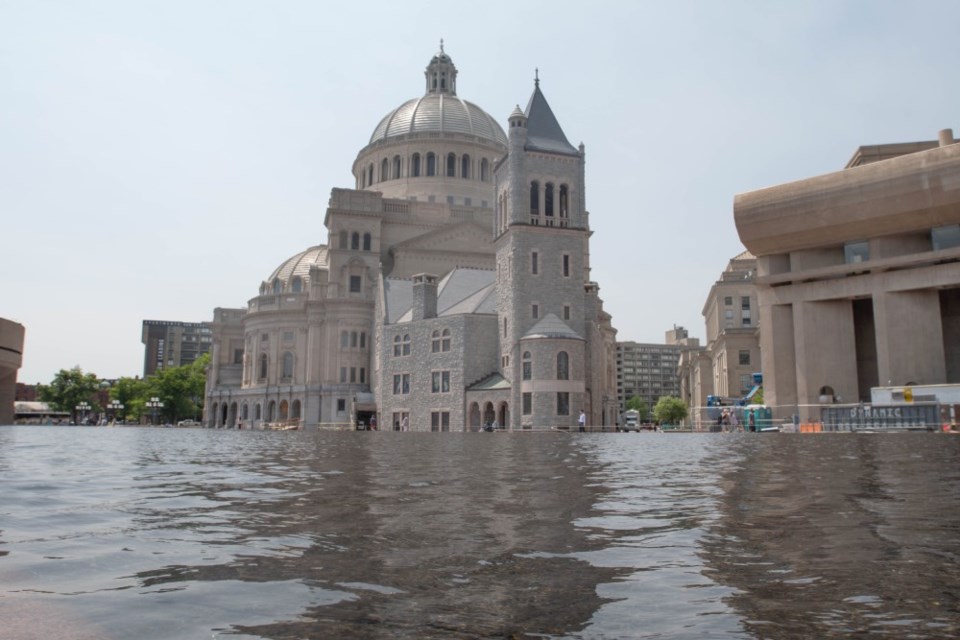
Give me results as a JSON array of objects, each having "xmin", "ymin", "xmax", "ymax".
[{"xmin": 391, "ymin": 221, "xmax": 493, "ymax": 256}]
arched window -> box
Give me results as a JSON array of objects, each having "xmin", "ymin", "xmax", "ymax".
[
  {"xmin": 393, "ymin": 155, "xmax": 401, "ymax": 179},
  {"xmin": 362, "ymin": 233, "xmax": 371, "ymax": 251},
  {"xmin": 545, "ymin": 183, "xmax": 555, "ymax": 218},
  {"xmin": 268, "ymin": 400, "xmax": 276, "ymax": 421},
  {"xmin": 291, "ymin": 400, "xmax": 301, "ymax": 419},
  {"xmin": 282, "ymin": 352, "xmax": 294, "ymax": 379},
  {"xmin": 339, "ymin": 230, "xmax": 348, "ymax": 249},
  {"xmin": 441, "ymin": 328, "xmax": 450, "ymax": 352},
  {"xmin": 291, "ymin": 276, "xmax": 302, "ymax": 293},
  {"xmin": 242, "ymin": 403, "xmax": 249, "ymax": 419},
  {"xmin": 559, "ymin": 184, "xmax": 569, "ymax": 218},
  {"xmin": 426, "ymin": 152, "xmax": 436, "ymax": 177},
  {"xmin": 351, "ymin": 232, "xmax": 360, "ymax": 250},
  {"xmin": 557, "ymin": 351, "xmax": 569, "ymax": 380},
  {"xmin": 480, "ymin": 158, "xmax": 489, "ymax": 182},
  {"xmin": 381, "ymin": 158, "xmax": 389, "ymax": 182},
  {"xmin": 411, "ymin": 153, "xmax": 421, "ymax": 177},
  {"xmin": 272, "ymin": 279, "xmax": 281, "ymax": 294},
  {"xmin": 351, "ymin": 331, "xmax": 358, "ymax": 348},
  {"xmin": 255, "ymin": 403, "xmax": 261, "ymax": 420},
  {"xmin": 461, "ymin": 154, "xmax": 470, "ymax": 179},
  {"xmin": 402, "ymin": 334, "xmax": 411, "ymax": 356},
  {"xmin": 530, "ymin": 181, "xmax": 540, "ymax": 216},
  {"xmin": 259, "ymin": 354, "xmax": 268, "ymax": 380},
  {"xmin": 432, "ymin": 330, "xmax": 441, "ymax": 353},
  {"xmin": 446, "ymin": 153, "xmax": 456, "ymax": 177},
  {"xmin": 522, "ymin": 351, "xmax": 532, "ymax": 381},
  {"xmin": 367, "ymin": 164, "xmax": 374, "ymax": 186}
]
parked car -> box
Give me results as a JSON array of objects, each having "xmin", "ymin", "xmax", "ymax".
[{"xmin": 177, "ymin": 419, "xmax": 202, "ymax": 427}]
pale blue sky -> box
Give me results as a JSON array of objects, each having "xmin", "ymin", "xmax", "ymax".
[{"xmin": 3, "ymin": 1, "xmax": 959, "ymax": 384}]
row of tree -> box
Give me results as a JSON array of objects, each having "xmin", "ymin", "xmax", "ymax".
[
  {"xmin": 37, "ymin": 354, "xmax": 209, "ymax": 424},
  {"xmin": 625, "ymin": 395, "xmax": 689, "ymax": 425}
]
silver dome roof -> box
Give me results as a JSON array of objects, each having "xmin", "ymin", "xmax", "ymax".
[
  {"xmin": 265, "ymin": 245, "xmax": 328, "ymax": 286},
  {"xmin": 369, "ymin": 94, "xmax": 507, "ymax": 147}
]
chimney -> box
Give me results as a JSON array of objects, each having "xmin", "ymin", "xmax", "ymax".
[
  {"xmin": 939, "ymin": 128, "xmax": 955, "ymax": 147},
  {"xmin": 411, "ymin": 273, "xmax": 438, "ymax": 320}
]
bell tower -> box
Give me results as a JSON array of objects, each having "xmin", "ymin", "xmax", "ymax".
[{"xmin": 494, "ymin": 74, "xmax": 590, "ymax": 429}]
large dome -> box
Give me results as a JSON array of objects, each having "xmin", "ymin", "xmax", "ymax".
[
  {"xmin": 262, "ymin": 245, "xmax": 328, "ymax": 291},
  {"xmin": 367, "ymin": 44, "xmax": 506, "ymax": 148},
  {"xmin": 369, "ymin": 94, "xmax": 507, "ymax": 147}
]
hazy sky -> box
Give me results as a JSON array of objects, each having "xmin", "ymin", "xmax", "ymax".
[{"xmin": 3, "ymin": 1, "xmax": 959, "ymax": 384}]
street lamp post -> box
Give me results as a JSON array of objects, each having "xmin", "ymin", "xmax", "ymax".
[
  {"xmin": 75, "ymin": 401, "xmax": 91, "ymax": 425},
  {"xmin": 107, "ymin": 401, "xmax": 124, "ymax": 424},
  {"xmin": 146, "ymin": 396, "xmax": 164, "ymax": 426}
]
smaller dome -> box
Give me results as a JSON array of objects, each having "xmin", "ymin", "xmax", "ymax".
[{"xmin": 265, "ymin": 245, "xmax": 328, "ymax": 289}]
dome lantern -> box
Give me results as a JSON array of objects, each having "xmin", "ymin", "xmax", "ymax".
[{"xmin": 425, "ymin": 39, "xmax": 457, "ymax": 95}]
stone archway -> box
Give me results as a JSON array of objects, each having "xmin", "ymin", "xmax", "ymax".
[
  {"xmin": 483, "ymin": 402, "xmax": 495, "ymax": 427},
  {"xmin": 469, "ymin": 402, "xmax": 481, "ymax": 431},
  {"xmin": 498, "ymin": 402, "xmax": 509, "ymax": 429}
]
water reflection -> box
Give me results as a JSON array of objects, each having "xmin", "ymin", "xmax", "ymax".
[
  {"xmin": 701, "ymin": 434, "xmax": 960, "ymax": 639},
  {"xmin": 2, "ymin": 427, "xmax": 959, "ymax": 639}
]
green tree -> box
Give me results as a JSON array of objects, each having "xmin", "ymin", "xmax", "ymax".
[
  {"xmin": 37, "ymin": 367, "xmax": 101, "ymax": 421},
  {"xmin": 625, "ymin": 396, "xmax": 648, "ymax": 418},
  {"xmin": 145, "ymin": 354, "xmax": 209, "ymax": 422},
  {"xmin": 653, "ymin": 396, "xmax": 688, "ymax": 426},
  {"xmin": 110, "ymin": 376, "xmax": 149, "ymax": 421}
]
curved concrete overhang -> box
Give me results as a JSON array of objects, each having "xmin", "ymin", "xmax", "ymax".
[
  {"xmin": 734, "ymin": 143, "xmax": 960, "ymax": 256},
  {"xmin": 0, "ymin": 318, "xmax": 25, "ymax": 374}
]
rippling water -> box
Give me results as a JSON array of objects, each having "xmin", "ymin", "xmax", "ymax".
[{"xmin": 1, "ymin": 426, "xmax": 958, "ymax": 639}]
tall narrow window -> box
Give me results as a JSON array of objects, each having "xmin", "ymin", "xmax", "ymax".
[
  {"xmin": 393, "ymin": 155, "xmax": 401, "ymax": 179},
  {"xmin": 557, "ymin": 351, "xmax": 569, "ymax": 380},
  {"xmin": 522, "ymin": 392, "xmax": 532, "ymax": 415},
  {"xmin": 563, "ymin": 254, "xmax": 570, "ymax": 277},
  {"xmin": 447, "ymin": 153, "xmax": 456, "ymax": 177},
  {"xmin": 349, "ymin": 275, "xmax": 361, "ymax": 293},
  {"xmin": 402, "ymin": 334, "xmax": 411, "ymax": 356},
  {"xmin": 531, "ymin": 251, "xmax": 539, "ymax": 275},
  {"xmin": 339, "ymin": 230, "xmax": 348, "ymax": 249},
  {"xmin": 367, "ymin": 164, "xmax": 373, "ymax": 186},
  {"xmin": 291, "ymin": 277, "xmax": 302, "ymax": 293},
  {"xmin": 381, "ymin": 158, "xmax": 389, "ymax": 182},
  {"xmin": 426, "ymin": 152, "xmax": 436, "ymax": 176},
  {"xmin": 351, "ymin": 232, "xmax": 360, "ymax": 250},
  {"xmin": 480, "ymin": 158, "xmax": 489, "ymax": 182},
  {"xmin": 563, "ymin": 305, "xmax": 571, "ymax": 320},
  {"xmin": 393, "ymin": 335, "xmax": 401, "ymax": 357},
  {"xmin": 412, "ymin": 153, "xmax": 421, "ymax": 177},
  {"xmin": 559, "ymin": 184, "xmax": 569, "ymax": 218},
  {"xmin": 282, "ymin": 352, "xmax": 293, "ymax": 379},
  {"xmin": 532, "ymin": 304, "xmax": 539, "ymax": 319},
  {"xmin": 461, "ymin": 154, "xmax": 470, "ymax": 179},
  {"xmin": 522, "ymin": 351, "xmax": 532, "ymax": 381},
  {"xmin": 432, "ymin": 330, "xmax": 441, "ymax": 353},
  {"xmin": 363, "ymin": 233, "xmax": 371, "ymax": 251},
  {"xmin": 557, "ymin": 392, "xmax": 569, "ymax": 416},
  {"xmin": 259, "ymin": 354, "xmax": 268, "ymax": 379},
  {"xmin": 441, "ymin": 329, "xmax": 450, "ymax": 352},
  {"xmin": 545, "ymin": 183, "xmax": 554, "ymax": 217},
  {"xmin": 530, "ymin": 181, "xmax": 540, "ymax": 216},
  {"xmin": 341, "ymin": 331, "xmax": 349, "ymax": 348}
]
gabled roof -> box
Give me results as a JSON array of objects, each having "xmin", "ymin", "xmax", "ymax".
[
  {"xmin": 386, "ymin": 267, "xmax": 496, "ymax": 323},
  {"xmin": 467, "ymin": 372, "xmax": 511, "ymax": 391},
  {"xmin": 522, "ymin": 313, "xmax": 583, "ymax": 340},
  {"xmin": 524, "ymin": 83, "xmax": 578, "ymax": 156}
]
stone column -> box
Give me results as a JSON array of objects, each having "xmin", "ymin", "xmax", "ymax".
[
  {"xmin": 793, "ymin": 299, "xmax": 858, "ymax": 413},
  {"xmin": 873, "ymin": 289, "xmax": 946, "ymax": 385}
]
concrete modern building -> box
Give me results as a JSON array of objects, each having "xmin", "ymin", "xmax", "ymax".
[
  {"xmin": 141, "ymin": 320, "xmax": 212, "ymax": 377},
  {"xmin": 0, "ymin": 318, "xmax": 25, "ymax": 425},
  {"xmin": 734, "ymin": 128, "xmax": 960, "ymax": 421},
  {"xmin": 204, "ymin": 46, "xmax": 619, "ymax": 430},
  {"xmin": 616, "ymin": 339, "xmax": 681, "ymax": 418}
]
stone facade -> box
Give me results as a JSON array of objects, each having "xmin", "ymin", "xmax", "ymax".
[
  {"xmin": 204, "ymin": 46, "xmax": 618, "ymax": 431},
  {"xmin": 734, "ymin": 128, "xmax": 960, "ymax": 422}
]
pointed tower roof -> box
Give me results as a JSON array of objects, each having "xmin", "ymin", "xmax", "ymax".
[{"xmin": 524, "ymin": 74, "xmax": 578, "ymax": 155}]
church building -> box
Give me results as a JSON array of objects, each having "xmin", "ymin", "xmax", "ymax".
[{"xmin": 205, "ymin": 45, "xmax": 618, "ymax": 431}]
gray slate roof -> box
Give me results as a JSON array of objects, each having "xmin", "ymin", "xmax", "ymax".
[
  {"xmin": 385, "ymin": 268, "xmax": 496, "ymax": 323},
  {"xmin": 522, "ymin": 313, "xmax": 583, "ymax": 340},
  {"xmin": 524, "ymin": 84, "xmax": 578, "ymax": 155}
]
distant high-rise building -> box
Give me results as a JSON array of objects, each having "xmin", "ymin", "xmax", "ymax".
[
  {"xmin": 616, "ymin": 340, "xmax": 681, "ymax": 418},
  {"xmin": 141, "ymin": 320, "xmax": 212, "ymax": 377}
]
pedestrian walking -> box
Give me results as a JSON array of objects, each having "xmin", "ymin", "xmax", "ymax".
[{"xmin": 578, "ymin": 410, "xmax": 586, "ymax": 432}]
